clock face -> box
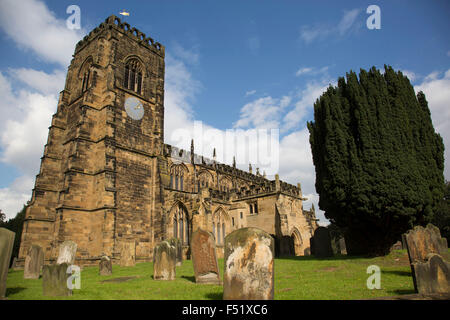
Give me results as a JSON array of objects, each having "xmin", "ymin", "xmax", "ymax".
[{"xmin": 124, "ymin": 97, "xmax": 144, "ymax": 120}]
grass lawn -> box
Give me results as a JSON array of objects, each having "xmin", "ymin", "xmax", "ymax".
[{"xmin": 4, "ymin": 249, "xmax": 431, "ymax": 300}]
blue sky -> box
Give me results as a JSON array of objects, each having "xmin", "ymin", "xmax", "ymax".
[{"xmin": 0, "ymin": 0, "xmax": 449, "ymax": 224}]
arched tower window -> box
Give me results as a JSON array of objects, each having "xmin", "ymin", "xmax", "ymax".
[
  {"xmin": 124, "ymin": 58, "xmax": 143, "ymax": 94},
  {"xmin": 79, "ymin": 57, "xmax": 93, "ymax": 94}
]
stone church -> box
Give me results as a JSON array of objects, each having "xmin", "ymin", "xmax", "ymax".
[{"xmin": 18, "ymin": 15, "xmax": 318, "ymax": 266}]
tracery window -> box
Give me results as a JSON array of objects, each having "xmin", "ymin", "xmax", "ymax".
[
  {"xmin": 124, "ymin": 58, "xmax": 143, "ymax": 94},
  {"xmin": 172, "ymin": 203, "xmax": 190, "ymax": 245}
]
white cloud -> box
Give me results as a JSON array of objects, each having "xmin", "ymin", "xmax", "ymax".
[
  {"xmin": 337, "ymin": 9, "xmax": 361, "ymax": 36},
  {"xmin": 299, "ymin": 8, "xmax": 361, "ymax": 43},
  {"xmin": 245, "ymin": 90, "xmax": 256, "ymax": 97},
  {"xmin": 295, "ymin": 66, "xmax": 329, "ymax": 77},
  {"xmin": 8, "ymin": 68, "xmax": 65, "ymax": 95},
  {"xmin": 282, "ymin": 81, "xmax": 331, "ymax": 132},
  {"xmin": 0, "ymin": 175, "xmax": 33, "ymax": 220},
  {"xmin": 0, "ymin": 0, "xmax": 84, "ymax": 66},
  {"xmin": 415, "ymin": 69, "xmax": 450, "ymax": 179},
  {"xmin": 233, "ymin": 96, "xmax": 292, "ymax": 129},
  {"xmin": 401, "ymin": 69, "xmax": 417, "ymax": 82}
]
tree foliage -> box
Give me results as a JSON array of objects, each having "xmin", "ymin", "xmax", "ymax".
[
  {"xmin": 307, "ymin": 65, "xmax": 445, "ymax": 256},
  {"xmin": 431, "ymin": 181, "xmax": 450, "ymax": 242},
  {"xmin": 0, "ymin": 205, "xmax": 26, "ymax": 266}
]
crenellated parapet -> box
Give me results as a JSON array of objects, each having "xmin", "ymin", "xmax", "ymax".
[{"xmin": 75, "ymin": 15, "xmax": 164, "ymax": 57}]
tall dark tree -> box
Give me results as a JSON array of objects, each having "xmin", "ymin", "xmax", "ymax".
[
  {"xmin": 307, "ymin": 65, "xmax": 445, "ymax": 256},
  {"xmin": 431, "ymin": 181, "xmax": 450, "ymax": 242},
  {"xmin": 1, "ymin": 205, "xmax": 26, "ymax": 266}
]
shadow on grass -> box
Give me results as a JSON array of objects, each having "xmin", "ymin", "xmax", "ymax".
[
  {"xmin": 181, "ymin": 275, "xmax": 196, "ymax": 283},
  {"xmin": 6, "ymin": 287, "xmax": 26, "ymax": 296},
  {"xmin": 205, "ymin": 292, "xmax": 222, "ymax": 300},
  {"xmin": 276, "ymin": 254, "xmax": 368, "ymax": 262},
  {"xmin": 382, "ymin": 270, "xmax": 411, "ymax": 277},
  {"xmin": 388, "ymin": 289, "xmax": 416, "ymax": 295}
]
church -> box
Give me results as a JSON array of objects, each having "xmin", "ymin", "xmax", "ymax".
[{"xmin": 18, "ymin": 15, "xmax": 318, "ymax": 266}]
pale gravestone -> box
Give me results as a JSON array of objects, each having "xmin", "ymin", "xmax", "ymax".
[
  {"xmin": 99, "ymin": 255, "xmax": 112, "ymax": 276},
  {"xmin": 56, "ymin": 240, "xmax": 77, "ymax": 265},
  {"xmin": 169, "ymin": 238, "xmax": 183, "ymax": 266},
  {"xmin": 24, "ymin": 245, "xmax": 44, "ymax": 279},
  {"xmin": 411, "ymin": 254, "xmax": 450, "ymax": 294},
  {"xmin": 223, "ymin": 227, "xmax": 274, "ymax": 300},
  {"xmin": 42, "ymin": 263, "xmax": 72, "ymax": 296},
  {"xmin": 153, "ymin": 241, "xmax": 176, "ymax": 280},
  {"xmin": 403, "ymin": 224, "xmax": 449, "ymax": 294},
  {"xmin": 191, "ymin": 229, "xmax": 221, "ymax": 285},
  {"xmin": 402, "ymin": 224, "xmax": 447, "ymax": 264},
  {"xmin": 0, "ymin": 228, "xmax": 15, "ymax": 299},
  {"xmin": 312, "ymin": 227, "xmax": 333, "ymax": 258},
  {"xmin": 119, "ymin": 241, "xmax": 136, "ymax": 267}
]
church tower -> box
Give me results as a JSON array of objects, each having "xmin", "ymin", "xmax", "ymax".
[{"xmin": 19, "ymin": 15, "xmax": 167, "ymax": 264}]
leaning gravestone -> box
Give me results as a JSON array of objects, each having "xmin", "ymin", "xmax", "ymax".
[
  {"xmin": 403, "ymin": 224, "xmax": 447, "ymax": 264},
  {"xmin": 56, "ymin": 240, "xmax": 77, "ymax": 265},
  {"xmin": 153, "ymin": 241, "xmax": 176, "ymax": 280},
  {"xmin": 223, "ymin": 227, "xmax": 274, "ymax": 300},
  {"xmin": 119, "ymin": 241, "xmax": 136, "ymax": 267},
  {"xmin": 24, "ymin": 245, "xmax": 45, "ymax": 279},
  {"xmin": 42, "ymin": 263, "xmax": 72, "ymax": 296},
  {"xmin": 99, "ymin": 255, "xmax": 112, "ymax": 276},
  {"xmin": 0, "ymin": 228, "xmax": 15, "ymax": 299},
  {"xmin": 312, "ymin": 227, "xmax": 333, "ymax": 258},
  {"xmin": 169, "ymin": 238, "xmax": 183, "ymax": 266},
  {"xmin": 411, "ymin": 253, "xmax": 450, "ymax": 294},
  {"xmin": 191, "ymin": 229, "xmax": 221, "ymax": 285}
]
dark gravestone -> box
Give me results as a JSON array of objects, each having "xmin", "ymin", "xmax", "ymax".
[
  {"xmin": 223, "ymin": 227, "xmax": 274, "ymax": 300},
  {"xmin": 56, "ymin": 240, "xmax": 77, "ymax": 265},
  {"xmin": 403, "ymin": 224, "xmax": 447, "ymax": 264},
  {"xmin": 191, "ymin": 229, "xmax": 220, "ymax": 285},
  {"xmin": 312, "ymin": 227, "xmax": 333, "ymax": 258},
  {"xmin": 24, "ymin": 245, "xmax": 45, "ymax": 279},
  {"xmin": 338, "ymin": 237, "xmax": 347, "ymax": 255},
  {"xmin": 153, "ymin": 241, "xmax": 176, "ymax": 280},
  {"xmin": 169, "ymin": 238, "xmax": 183, "ymax": 266},
  {"xmin": 42, "ymin": 263, "xmax": 72, "ymax": 296},
  {"xmin": 390, "ymin": 241, "xmax": 403, "ymax": 251},
  {"xmin": 411, "ymin": 254, "xmax": 450, "ymax": 294},
  {"xmin": 0, "ymin": 228, "xmax": 15, "ymax": 298},
  {"xmin": 99, "ymin": 255, "xmax": 112, "ymax": 276}
]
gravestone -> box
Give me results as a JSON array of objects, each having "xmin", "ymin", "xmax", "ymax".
[
  {"xmin": 411, "ymin": 254, "xmax": 450, "ymax": 294},
  {"xmin": 223, "ymin": 227, "xmax": 274, "ymax": 300},
  {"xmin": 11, "ymin": 257, "xmax": 18, "ymax": 270},
  {"xmin": 312, "ymin": 227, "xmax": 333, "ymax": 258},
  {"xmin": 390, "ymin": 241, "xmax": 403, "ymax": 251},
  {"xmin": 0, "ymin": 228, "xmax": 15, "ymax": 299},
  {"xmin": 119, "ymin": 241, "xmax": 136, "ymax": 267},
  {"xmin": 153, "ymin": 241, "xmax": 176, "ymax": 280},
  {"xmin": 191, "ymin": 229, "xmax": 221, "ymax": 285},
  {"xmin": 331, "ymin": 237, "xmax": 347, "ymax": 255},
  {"xmin": 56, "ymin": 240, "xmax": 77, "ymax": 265},
  {"xmin": 338, "ymin": 237, "xmax": 347, "ymax": 255},
  {"xmin": 403, "ymin": 224, "xmax": 447, "ymax": 264},
  {"xmin": 169, "ymin": 238, "xmax": 183, "ymax": 266},
  {"xmin": 99, "ymin": 255, "xmax": 112, "ymax": 276},
  {"xmin": 24, "ymin": 245, "xmax": 45, "ymax": 279},
  {"xmin": 42, "ymin": 263, "xmax": 72, "ymax": 296}
]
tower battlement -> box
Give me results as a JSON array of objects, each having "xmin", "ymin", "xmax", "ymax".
[{"xmin": 75, "ymin": 15, "xmax": 164, "ymax": 56}]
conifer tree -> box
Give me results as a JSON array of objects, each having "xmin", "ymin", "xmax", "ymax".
[{"xmin": 307, "ymin": 65, "xmax": 445, "ymax": 255}]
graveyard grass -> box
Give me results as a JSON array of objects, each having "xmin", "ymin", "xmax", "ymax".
[{"xmin": 6, "ymin": 249, "xmax": 449, "ymax": 300}]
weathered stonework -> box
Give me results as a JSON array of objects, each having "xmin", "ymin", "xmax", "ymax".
[
  {"xmin": 99, "ymin": 255, "xmax": 112, "ymax": 275},
  {"xmin": 18, "ymin": 15, "xmax": 318, "ymax": 267},
  {"xmin": 153, "ymin": 241, "xmax": 176, "ymax": 280},
  {"xmin": 56, "ymin": 241, "xmax": 77, "ymax": 265},
  {"xmin": 24, "ymin": 244, "xmax": 44, "ymax": 279},
  {"xmin": 119, "ymin": 241, "xmax": 136, "ymax": 267},
  {"xmin": 42, "ymin": 263, "xmax": 72, "ymax": 297},
  {"xmin": 411, "ymin": 254, "xmax": 450, "ymax": 294},
  {"xmin": 191, "ymin": 229, "xmax": 221, "ymax": 285},
  {"xmin": 223, "ymin": 227, "xmax": 275, "ymax": 300},
  {"xmin": 403, "ymin": 224, "xmax": 448, "ymax": 264},
  {"xmin": 0, "ymin": 228, "xmax": 15, "ymax": 298}
]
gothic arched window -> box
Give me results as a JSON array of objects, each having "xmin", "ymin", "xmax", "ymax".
[
  {"xmin": 79, "ymin": 58, "xmax": 93, "ymax": 94},
  {"xmin": 124, "ymin": 59, "xmax": 143, "ymax": 94},
  {"xmin": 172, "ymin": 203, "xmax": 190, "ymax": 245}
]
